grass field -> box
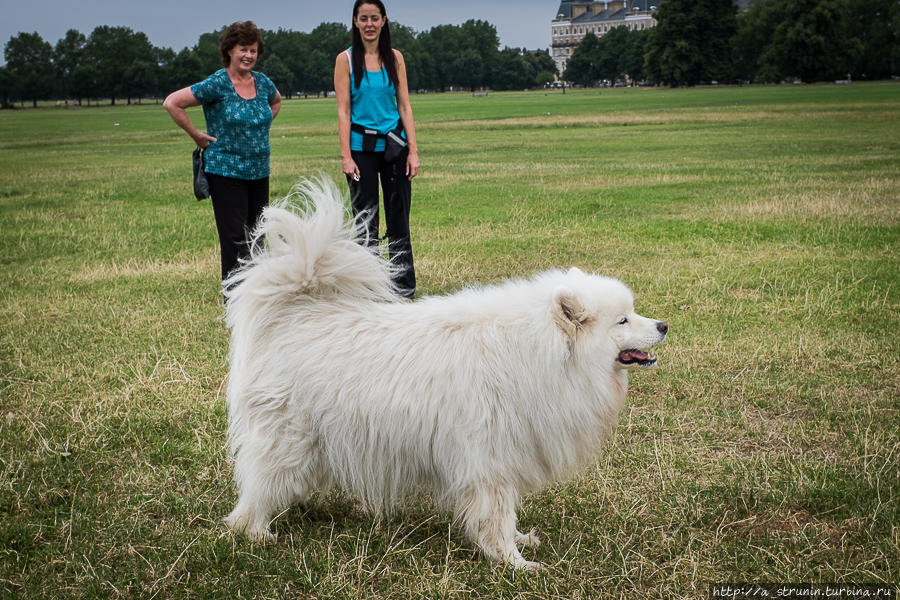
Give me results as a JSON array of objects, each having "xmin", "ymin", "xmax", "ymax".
[{"xmin": 1, "ymin": 82, "xmax": 898, "ymax": 599}]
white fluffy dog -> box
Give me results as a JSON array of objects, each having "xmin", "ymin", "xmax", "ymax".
[{"xmin": 222, "ymin": 177, "xmax": 668, "ymax": 569}]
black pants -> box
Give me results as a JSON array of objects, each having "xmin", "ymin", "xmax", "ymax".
[
  {"xmin": 207, "ymin": 173, "xmax": 269, "ymax": 282},
  {"xmin": 347, "ymin": 148, "xmax": 416, "ymax": 298}
]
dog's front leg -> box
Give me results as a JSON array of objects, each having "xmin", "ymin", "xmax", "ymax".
[{"xmin": 456, "ymin": 486, "xmax": 542, "ymax": 570}]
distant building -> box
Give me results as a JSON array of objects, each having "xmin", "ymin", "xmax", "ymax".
[{"xmin": 552, "ymin": 0, "xmax": 660, "ymax": 75}]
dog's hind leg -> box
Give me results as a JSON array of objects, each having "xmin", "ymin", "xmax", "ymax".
[
  {"xmin": 455, "ymin": 485, "xmax": 542, "ymax": 570},
  {"xmin": 225, "ymin": 475, "xmax": 280, "ymax": 542},
  {"xmin": 225, "ymin": 431, "xmax": 327, "ymax": 541}
]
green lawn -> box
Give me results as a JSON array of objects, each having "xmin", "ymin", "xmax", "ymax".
[{"xmin": 1, "ymin": 83, "xmax": 898, "ymax": 599}]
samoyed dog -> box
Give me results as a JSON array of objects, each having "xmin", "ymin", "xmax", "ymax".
[{"xmin": 222, "ymin": 177, "xmax": 668, "ymax": 569}]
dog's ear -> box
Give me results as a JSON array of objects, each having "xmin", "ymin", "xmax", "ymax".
[
  {"xmin": 553, "ymin": 286, "xmax": 589, "ymax": 339},
  {"xmin": 567, "ymin": 266, "xmax": 584, "ymax": 277}
]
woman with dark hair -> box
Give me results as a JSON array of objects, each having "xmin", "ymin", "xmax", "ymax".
[
  {"xmin": 334, "ymin": 0, "xmax": 420, "ymax": 300},
  {"xmin": 163, "ymin": 21, "xmax": 282, "ymax": 288}
]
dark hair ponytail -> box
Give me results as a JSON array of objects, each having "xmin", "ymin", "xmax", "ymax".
[{"xmin": 350, "ymin": 0, "xmax": 399, "ymax": 89}]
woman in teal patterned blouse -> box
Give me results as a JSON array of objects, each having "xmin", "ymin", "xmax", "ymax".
[{"xmin": 163, "ymin": 21, "xmax": 282, "ymax": 289}]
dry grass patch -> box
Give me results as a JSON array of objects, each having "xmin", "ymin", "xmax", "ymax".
[
  {"xmin": 71, "ymin": 254, "xmax": 216, "ymax": 283},
  {"xmin": 720, "ymin": 178, "xmax": 900, "ymax": 224}
]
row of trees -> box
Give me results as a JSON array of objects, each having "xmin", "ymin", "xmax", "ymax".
[
  {"xmin": 0, "ymin": 20, "xmax": 557, "ymax": 107},
  {"xmin": 3, "ymin": 0, "xmax": 897, "ymax": 106},
  {"xmin": 564, "ymin": 0, "xmax": 900, "ymax": 86}
]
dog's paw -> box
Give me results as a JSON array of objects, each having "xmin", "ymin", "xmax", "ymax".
[
  {"xmin": 511, "ymin": 557, "xmax": 544, "ymax": 571},
  {"xmin": 515, "ymin": 529, "xmax": 541, "ymax": 548},
  {"xmin": 224, "ymin": 512, "xmax": 275, "ymax": 543},
  {"xmin": 494, "ymin": 544, "xmax": 543, "ymax": 571},
  {"xmin": 249, "ymin": 529, "xmax": 276, "ymax": 543}
]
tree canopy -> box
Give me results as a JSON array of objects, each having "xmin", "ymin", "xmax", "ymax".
[
  {"xmin": 3, "ymin": 0, "xmax": 898, "ymax": 106},
  {"xmin": 1, "ymin": 20, "xmax": 557, "ymax": 105},
  {"xmin": 565, "ymin": 0, "xmax": 897, "ymax": 86}
]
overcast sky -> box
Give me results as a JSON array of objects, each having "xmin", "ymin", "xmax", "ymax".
[{"xmin": 2, "ymin": 0, "xmax": 557, "ymax": 64}]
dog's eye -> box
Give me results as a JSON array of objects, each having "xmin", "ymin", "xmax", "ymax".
[{"xmin": 618, "ymin": 317, "xmax": 628, "ymax": 325}]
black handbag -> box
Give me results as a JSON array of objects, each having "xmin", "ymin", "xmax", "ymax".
[{"xmin": 192, "ymin": 147, "xmax": 210, "ymax": 200}]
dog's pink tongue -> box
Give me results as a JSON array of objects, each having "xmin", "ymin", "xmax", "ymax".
[{"xmin": 619, "ymin": 350, "xmax": 650, "ymax": 362}]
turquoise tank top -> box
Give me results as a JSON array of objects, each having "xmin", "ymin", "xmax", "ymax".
[{"xmin": 347, "ymin": 49, "xmax": 402, "ymax": 152}]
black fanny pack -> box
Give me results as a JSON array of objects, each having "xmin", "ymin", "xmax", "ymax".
[{"xmin": 351, "ymin": 123, "xmax": 407, "ymax": 162}]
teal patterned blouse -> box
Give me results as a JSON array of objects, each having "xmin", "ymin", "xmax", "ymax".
[{"xmin": 191, "ymin": 69, "xmax": 278, "ymax": 180}]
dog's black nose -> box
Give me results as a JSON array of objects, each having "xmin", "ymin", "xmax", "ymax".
[{"xmin": 657, "ymin": 321, "xmax": 668, "ymax": 335}]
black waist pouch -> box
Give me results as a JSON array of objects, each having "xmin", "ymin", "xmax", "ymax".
[
  {"xmin": 383, "ymin": 126, "xmax": 408, "ymax": 163},
  {"xmin": 352, "ymin": 123, "xmax": 407, "ymax": 162},
  {"xmin": 359, "ymin": 126, "xmax": 379, "ymax": 152}
]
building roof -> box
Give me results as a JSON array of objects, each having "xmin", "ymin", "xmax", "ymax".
[
  {"xmin": 555, "ymin": 0, "xmax": 661, "ymax": 22},
  {"xmin": 554, "ymin": 2, "xmax": 573, "ymax": 20},
  {"xmin": 555, "ymin": 0, "xmax": 753, "ymax": 21}
]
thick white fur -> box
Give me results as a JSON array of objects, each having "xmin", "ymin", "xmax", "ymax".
[{"xmin": 222, "ymin": 177, "xmax": 667, "ymax": 569}]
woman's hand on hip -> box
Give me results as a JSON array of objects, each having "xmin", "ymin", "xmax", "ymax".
[
  {"xmin": 192, "ymin": 132, "xmax": 217, "ymax": 149},
  {"xmin": 406, "ymin": 151, "xmax": 419, "ymax": 180}
]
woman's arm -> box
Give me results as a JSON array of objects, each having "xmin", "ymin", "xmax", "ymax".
[
  {"xmin": 393, "ymin": 49, "xmax": 419, "ymax": 180},
  {"xmin": 270, "ymin": 90, "xmax": 283, "ymax": 120},
  {"xmin": 162, "ymin": 87, "xmax": 217, "ymax": 148},
  {"xmin": 334, "ymin": 52, "xmax": 359, "ymax": 180}
]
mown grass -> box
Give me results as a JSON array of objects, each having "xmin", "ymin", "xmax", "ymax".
[{"xmin": 1, "ymin": 83, "xmax": 898, "ymax": 599}]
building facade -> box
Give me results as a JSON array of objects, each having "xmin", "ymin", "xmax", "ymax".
[{"xmin": 552, "ymin": 0, "xmax": 660, "ymax": 75}]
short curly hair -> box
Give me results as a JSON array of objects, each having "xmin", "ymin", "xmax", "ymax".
[{"xmin": 219, "ymin": 21, "xmax": 264, "ymax": 67}]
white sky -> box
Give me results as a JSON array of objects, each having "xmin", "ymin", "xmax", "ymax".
[{"xmin": 1, "ymin": 0, "xmax": 557, "ymax": 64}]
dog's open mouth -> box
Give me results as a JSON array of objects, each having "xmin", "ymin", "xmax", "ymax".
[{"xmin": 617, "ymin": 349, "xmax": 657, "ymax": 367}]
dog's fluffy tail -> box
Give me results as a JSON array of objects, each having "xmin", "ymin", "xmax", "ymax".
[{"xmin": 223, "ymin": 176, "xmax": 398, "ymax": 320}]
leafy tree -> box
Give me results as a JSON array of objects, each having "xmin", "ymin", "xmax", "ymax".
[
  {"xmin": 523, "ymin": 48, "xmax": 557, "ymax": 81},
  {"xmin": 309, "ymin": 22, "xmax": 351, "ymax": 63},
  {"xmin": 594, "ymin": 26, "xmax": 628, "ymax": 82},
  {"xmin": 535, "ymin": 70, "xmax": 555, "ymax": 87},
  {"xmin": 414, "ymin": 49, "xmax": 438, "ymax": 92},
  {"xmin": 644, "ymin": 0, "xmax": 737, "ymax": 85},
  {"xmin": 196, "ymin": 30, "xmax": 224, "ymax": 71},
  {"xmin": 461, "ymin": 19, "xmax": 500, "ymax": 89},
  {"xmin": 452, "ymin": 48, "xmax": 484, "ymax": 91},
  {"xmin": 83, "ymin": 26, "xmax": 157, "ymax": 104},
  {"xmin": 768, "ymin": 0, "xmax": 860, "ymax": 82},
  {"xmin": 4, "ymin": 32, "xmax": 55, "ymax": 106},
  {"xmin": 261, "ymin": 54, "xmax": 293, "ymax": 98},
  {"xmin": 733, "ymin": 0, "xmax": 780, "ymax": 82},
  {"xmin": 418, "ymin": 24, "xmax": 465, "ymax": 89},
  {"xmin": 620, "ymin": 28, "xmax": 650, "ymax": 83},
  {"xmin": 265, "ymin": 28, "xmax": 310, "ymax": 98},
  {"xmin": 565, "ymin": 28, "xmax": 647, "ymax": 85},
  {"xmin": 54, "ymin": 29, "xmax": 86, "ymax": 100},
  {"xmin": 124, "ymin": 59, "xmax": 158, "ymax": 103},
  {"xmin": 390, "ymin": 23, "xmax": 422, "ymax": 90},
  {"xmin": 419, "ymin": 23, "xmax": 500, "ymax": 90},
  {"xmin": 302, "ymin": 49, "xmax": 332, "ymax": 95},
  {"xmin": 848, "ymin": 0, "xmax": 899, "ymax": 79},
  {"xmin": 168, "ymin": 47, "xmax": 205, "ymax": 90},
  {"xmin": 736, "ymin": 0, "xmax": 871, "ymax": 82},
  {"xmin": 154, "ymin": 47, "xmax": 177, "ymax": 97},
  {"xmin": 70, "ymin": 63, "xmax": 101, "ymax": 105},
  {"xmin": 301, "ymin": 23, "xmax": 350, "ymax": 95},
  {"xmin": 0, "ymin": 66, "xmax": 12, "ymax": 108},
  {"xmin": 494, "ymin": 47, "xmax": 533, "ymax": 90},
  {"xmin": 564, "ymin": 32, "xmax": 602, "ymax": 85}
]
